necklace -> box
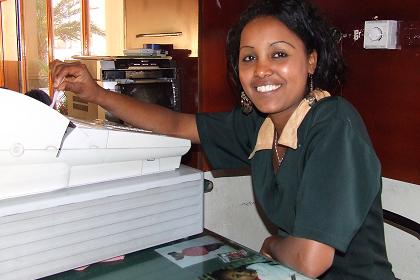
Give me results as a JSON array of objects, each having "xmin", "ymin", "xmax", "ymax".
[{"xmin": 274, "ymin": 130, "xmax": 285, "ymax": 167}]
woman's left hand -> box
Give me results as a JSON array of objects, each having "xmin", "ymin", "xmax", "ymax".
[
  {"xmin": 259, "ymin": 235, "xmax": 335, "ymax": 278},
  {"xmin": 260, "ymin": 235, "xmax": 277, "ymax": 260}
]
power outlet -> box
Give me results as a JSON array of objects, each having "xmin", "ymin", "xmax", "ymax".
[{"xmin": 363, "ymin": 20, "xmax": 399, "ymax": 49}]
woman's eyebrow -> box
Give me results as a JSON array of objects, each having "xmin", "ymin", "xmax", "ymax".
[
  {"xmin": 239, "ymin": 45, "xmax": 254, "ymax": 50},
  {"xmin": 271, "ymin": 40, "xmax": 296, "ymax": 49},
  {"xmin": 240, "ymin": 40, "xmax": 296, "ymax": 50}
]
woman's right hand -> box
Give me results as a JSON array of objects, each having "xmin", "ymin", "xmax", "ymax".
[
  {"xmin": 49, "ymin": 60, "xmax": 103, "ymax": 104},
  {"xmin": 49, "ymin": 60, "xmax": 199, "ymax": 143}
]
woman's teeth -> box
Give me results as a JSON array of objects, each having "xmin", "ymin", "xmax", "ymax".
[{"xmin": 256, "ymin": 84, "xmax": 281, "ymax": 93}]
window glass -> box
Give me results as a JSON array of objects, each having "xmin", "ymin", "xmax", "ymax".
[
  {"xmin": 1, "ymin": 0, "xmax": 20, "ymax": 91},
  {"xmin": 23, "ymin": 0, "xmax": 83, "ymax": 90},
  {"xmin": 11, "ymin": 0, "xmax": 124, "ymax": 91},
  {"xmin": 89, "ymin": 1, "xmax": 106, "ymax": 55},
  {"xmin": 23, "ymin": 0, "xmax": 48, "ymax": 89},
  {"xmin": 89, "ymin": 0, "xmax": 124, "ymax": 56},
  {"xmin": 52, "ymin": 0, "xmax": 82, "ymax": 61}
]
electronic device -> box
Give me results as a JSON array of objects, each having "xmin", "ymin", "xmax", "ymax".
[
  {"xmin": 67, "ymin": 56, "xmax": 180, "ymax": 122},
  {"xmin": 0, "ymin": 88, "xmax": 203, "ymax": 280},
  {"xmin": 0, "ymin": 88, "xmax": 190, "ymax": 198}
]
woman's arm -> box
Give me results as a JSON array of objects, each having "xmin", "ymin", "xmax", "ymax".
[
  {"xmin": 260, "ymin": 235, "xmax": 335, "ymax": 278},
  {"xmin": 50, "ymin": 60, "xmax": 199, "ymax": 143}
]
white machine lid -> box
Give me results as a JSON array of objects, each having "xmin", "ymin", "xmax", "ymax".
[{"xmin": 0, "ymin": 88, "xmax": 70, "ymax": 153}]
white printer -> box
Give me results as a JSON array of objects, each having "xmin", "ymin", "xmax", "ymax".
[
  {"xmin": 0, "ymin": 89, "xmax": 203, "ymax": 280},
  {"xmin": 0, "ymin": 88, "xmax": 191, "ymax": 199}
]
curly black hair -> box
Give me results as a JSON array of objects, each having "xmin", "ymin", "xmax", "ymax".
[
  {"xmin": 25, "ymin": 89, "xmax": 52, "ymax": 105},
  {"xmin": 226, "ymin": 0, "xmax": 345, "ymax": 95}
]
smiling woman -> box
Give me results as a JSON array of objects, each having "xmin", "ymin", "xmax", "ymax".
[
  {"xmin": 50, "ymin": 0, "xmax": 396, "ymax": 278},
  {"xmin": 238, "ymin": 16, "xmax": 317, "ymax": 118}
]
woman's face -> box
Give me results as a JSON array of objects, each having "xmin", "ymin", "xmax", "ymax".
[
  {"xmin": 238, "ymin": 16, "xmax": 317, "ymax": 115},
  {"xmin": 222, "ymin": 269, "xmax": 258, "ymax": 280}
]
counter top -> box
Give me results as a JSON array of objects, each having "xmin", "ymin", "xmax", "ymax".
[{"xmin": 42, "ymin": 229, "xmax": 313, "ymax": 280}]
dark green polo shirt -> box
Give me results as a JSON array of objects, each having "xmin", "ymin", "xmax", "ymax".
[{"xmin": 196, "ymin": 96, "xmax": 395, "ymax": 280}]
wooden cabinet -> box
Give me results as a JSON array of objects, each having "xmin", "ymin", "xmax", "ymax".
[
  {"xmin": 198, "ymin": 0, "xmax": 254, "ymax": 113},
  {"xmin": 182, "ymin": 0, "xmax": 255, "ymax": 170}
]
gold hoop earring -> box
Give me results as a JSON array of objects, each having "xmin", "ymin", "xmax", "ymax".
[{"xmin": 240, "ymin": 91, "xmax": 253, "ymax": 114}]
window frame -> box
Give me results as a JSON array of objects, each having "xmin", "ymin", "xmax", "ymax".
[
  {"xmin": 0, "ymin": 3, "xmax": 4, "ymax": 88},
  {"xmin": 0, "ymin": 0, "xmax": 90, "ymax": 93}
]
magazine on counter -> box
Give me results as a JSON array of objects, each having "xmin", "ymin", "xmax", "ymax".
[{"xmin": 200, "ymin": 254, "xmax": 314, "ymax": 280}]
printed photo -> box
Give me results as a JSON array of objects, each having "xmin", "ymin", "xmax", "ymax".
[
  {"xmin": 200, "ymin": 256, "xmax": 313, "ymax": 280},
  {"xmin": 155, "ymin": 235, "xmax": 235, "ymax": 268}
]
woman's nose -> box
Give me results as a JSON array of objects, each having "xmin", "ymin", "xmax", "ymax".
[{"xmin": 254, "ymin": 60, "xmax": 273, "ymax": 78}]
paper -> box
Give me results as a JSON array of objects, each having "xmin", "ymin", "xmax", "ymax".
[{"xmin": 155, "ymin": 235, "xmax": 235, "ymax": 268}]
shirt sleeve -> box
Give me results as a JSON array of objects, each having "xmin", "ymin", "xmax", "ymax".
[
  {"xmin": 293, "ymin": 116, "xmax": 381, "ymax": 253},
  {"xmin": 195, "ymin": 108, "xmax": 261, "ymax": 170}
]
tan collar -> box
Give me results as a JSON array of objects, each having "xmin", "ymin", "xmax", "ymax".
[{"xmin": 248, "ymin": 90, "xmax": 330, "ymax": 159}]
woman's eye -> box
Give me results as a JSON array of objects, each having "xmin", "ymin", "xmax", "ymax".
[
  {"xmin": 273, "ymin": 51, "xmax": 287, "ymax": 58},
  {"xmin": 242, "ymin": 55, "xmax": 255, "ymax": 62}
]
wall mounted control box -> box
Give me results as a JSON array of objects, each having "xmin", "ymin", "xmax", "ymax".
[{"xmin": 364, "ymin": 20, "xmax": 399, "ymax": 49}]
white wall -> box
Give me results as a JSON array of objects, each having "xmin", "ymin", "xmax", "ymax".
[
  {"xmin": 204, "ymin": 172, "xmax": 270, "ymax": 250},
  {"xmin": 124, "ymin": 0, "xmax": 198, "ymax": 57},
  {"xmin": 204, "ymin": 172, "xmax": 420, "ymax": 280},
  {"xmin": 381, "ymin": 178, "xmax": 420, "ymax": 280},
  {"xmin": 1, "ymin": 0, "xmax": 18, "ymax": 60},
  {"xmin": 104, "ymin": 0, "xmax": 125, "ymax": 56}
]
